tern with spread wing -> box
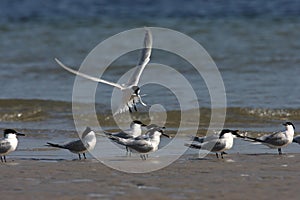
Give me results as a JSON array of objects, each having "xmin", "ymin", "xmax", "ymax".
[{"xmin": 55, "ymin": 28, "xmax": 152, "ymax": 115}]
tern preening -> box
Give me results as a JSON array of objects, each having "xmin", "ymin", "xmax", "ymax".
[
  {"xmin": 238, "ymin": 122, "xmax": 295, "ymax": 155},
  {"xmin": 185, "ymin": 129, "xmax": 240, "ymax": 159},
  {"xmin": 55, "ymin": 28, "xmax": 152, "ymax": 115},
  {"xmin": 0, "ymin": 129, "xmax": 25, "ymax": 162},
  {"xmin": 47, "ymin": 127, "xmax": 96, "ymax": 160},
  {"xmin": 108, "ymin": 127, "xmax": 170, "ymax": 160}
]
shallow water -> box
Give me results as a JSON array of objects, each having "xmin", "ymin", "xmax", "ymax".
[
  {"xmin": 0, "ymin": 0, "xmax": 300, "ymax": 160},
  {"xmin": 11, "ymin": 136, "xmax": 300, "ymax": 163}
]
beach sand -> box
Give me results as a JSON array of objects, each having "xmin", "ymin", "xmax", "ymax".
[{"xmin": 0, "ymin": 153, "xmax": 299, "ymax": 200}]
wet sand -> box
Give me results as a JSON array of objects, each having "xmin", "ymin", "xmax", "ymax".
[{"xmin": 1, "ymin": 153, "xmax": 299, "ymax": 200}]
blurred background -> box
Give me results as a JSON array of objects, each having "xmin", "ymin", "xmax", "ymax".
[{"xmin": 0, "ymin": 0, "xmax": 299, "ymax": 134}]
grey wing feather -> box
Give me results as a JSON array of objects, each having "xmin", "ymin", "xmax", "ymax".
[
  {"xmin": 187, "ymin": 139, "xmax": 224, "ymax": 152},
  {"xmin": 192, "ymin": 136, "xmax": 205, "ymax": 143},
  {"xmin": 0, "ymin": 141, "xmax": 11, "ymax": 154},
  {"xmin": 126, "ymin": 140, "xmax": 153, "ymax": 153},
  {"xmin": 112, "ymin": 132, "xmax": 133, "ymax": 139},
  {"xmin": 209, "ymin": 141, "xmax": 225, "ymax": 152},
  {"xmin": 63, "ymin": 140, "xmax": 87, "ymax": 152},
  {"xmin": 126, "ymin": 28, "xmax": 152, "ymax": 86},
  {"xmin": 261, "ymin": 132, "xmax": 288, "ymax": 146},
  {"xmin": 55, "ymin": 58, "xmax": 125, "ymax": 90}
]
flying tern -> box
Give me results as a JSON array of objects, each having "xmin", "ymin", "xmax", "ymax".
[{"xmin": 55, "ymin": 28, "xmax": 152, "ymax": 115}]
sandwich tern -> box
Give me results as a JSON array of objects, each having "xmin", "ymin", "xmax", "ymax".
[
  {"xmin": 55, "ymin": 28, "xmax": 152, "ymax": 115},
  {"xmin": 237, "ymin": 122, "xmax": 295, "ymax": 155},
  {"xmin": 104, "ymin": 120, "xmax": 147, "ymax": 139},
  {"xmin": 104, "ymin": 120, "xmax": 147, "ymax": 155},
  {"xmin": 185, "ymin": 129, "xmax": 240, "ymax": 159},
  {"xmin": 108, "ymin": 127, "xmax": 170, "ymax": 160},
  {"xmin": 47, "ymin": 127, "xmax": 96, "ymax": 160},
  {"xmin": 0, "ymin": 129, "xmax": 25, "ymax": 162}
]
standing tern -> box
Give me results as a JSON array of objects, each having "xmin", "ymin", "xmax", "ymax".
[
  {"xmin": 237, "ymin": 122, "xmax": 295, "ymax": 155},
  {"xmin": 55, "ymin": 28, "xmax": 152, "ymax": 115},
  {"xmin": 104, "ymin": 120, "xmax": 147, "ymax": 139},
  {"xmin": 0, "ymin": 129, "xmax": 25, "ymax": 163},
  {"xmin": 104, "ymin": 120, "xmax": 147, "ymax": 155},
  {"xmin": 185, "ymin": 129, "xmax": 240, "ymax": 159},
  {"xmin": 108, "ymin": 127, "xmax": 170, "ymax": 160},
  {"xmin": 47, "ymin": 127, "xmax": 96, "ymax": 160}
]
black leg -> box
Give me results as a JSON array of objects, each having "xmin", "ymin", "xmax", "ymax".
[
  {"xmin": 278, "ymin": 148, "xmax": 282, "ymax": 155},
  {"xmin": 216, "ymin": 153, "xmax": 219, "ymax": 159},
  {"xmin": 83, "ymin": 153, "xmax": 86, "ymax": 159},
  {"xmin": 134, "ymin": 104, "xmax": 137, "ymax": 112},
  {"xmin": 133, "ymin": 99, "xmax": 137, "ymax": 111},
  {"xmin": 221, "ymin": 152, "xmax": 224, "ymax": 159},
  {"xmin": 0, "ymin": 156, "xmax": 3, "ymax": 163},
  {"xmin": 4, "ymin": 156, "xmax": 6, "ymax": 162},
  {"xmin": 140, "ymin": 155, "xmax": 147, "ymax": 160},
  {"xmin": 78, "ymin": 154, "xmax": 81, "ymax": 160},
  {"xmin": 128, "ymin": 104, "xmax": 132, "ymax": 113}
]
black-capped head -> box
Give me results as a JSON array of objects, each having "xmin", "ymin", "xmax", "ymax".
[
  {"xmin": 147, "ymin": 124, "xmax": 166, "ymax": 130},
  {"xmin": 82, "ymin": 127, "xmax": 93, "ymax": 138},
  {"xmin": 147, "ymin": 127, "xmax": 170, "ymax": 138},
  {"xmin": 219, "ymin": 129, "xmax": 239, "ymax": 138},
  {"xmin": 283, "ymin": 122, "xmax": 295, "ymax": 130},
  {"xmin": 132, "ymin": 86, "xmax": 140, "ymax": 95},
  {"xmin": 3, "ymin": 129, "xmax": 25, "ymax": 137},
  {"xmin": 132, "ymin": 120, "xmax": 147, "ymax": 127}
]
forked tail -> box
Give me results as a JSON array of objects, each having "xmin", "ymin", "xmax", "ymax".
[{"xmin": 46, "ymin": 142, "xmax": 66, "ymax": 149}]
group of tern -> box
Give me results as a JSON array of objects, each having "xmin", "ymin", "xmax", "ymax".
[
  {"xmin": 1, "ymin": 28, "xmax": 300, "ymax": 162},
  {"xmin": 185, "ymin": 122, "xmax": 297, "ymax": 159}
]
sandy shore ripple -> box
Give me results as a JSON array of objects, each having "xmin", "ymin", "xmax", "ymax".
[{"xmin": 0, "ymin": 153, "xmax": 299, "ymax": 200}]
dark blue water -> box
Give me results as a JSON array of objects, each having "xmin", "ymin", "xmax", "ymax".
[{"xmin": 0, "ymin": 0, "xmax": 300, "ymax": 133}]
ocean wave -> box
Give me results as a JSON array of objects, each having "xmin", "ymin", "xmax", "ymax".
[{"xmin": 1, "ymin": 99, "xmax": 300, "ymax": 126}]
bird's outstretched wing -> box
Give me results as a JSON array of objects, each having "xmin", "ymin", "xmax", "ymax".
[
  {"xmin": 55, "ymin": 58, "xmax": 125, "ymax": 90},
  {"xmin": 126, "ymin": 28, "xmax": 153, "ymax": 87}
]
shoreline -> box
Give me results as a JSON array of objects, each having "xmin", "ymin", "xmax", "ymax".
[{"xmin": 1, "ymin": 153, "xmax": 299, "ymax": 199}]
